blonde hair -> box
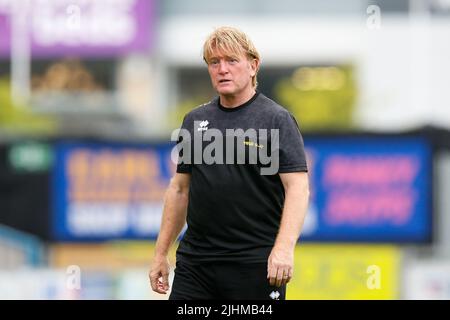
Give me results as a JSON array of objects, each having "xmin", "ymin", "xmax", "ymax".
[{"xmin": 203, "ymin": 26, "xmax": 260, "ymax": 88}]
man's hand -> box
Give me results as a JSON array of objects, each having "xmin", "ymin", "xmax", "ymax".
[
  {"xmin": 149, "ymin": 255, "xmax": 171, "ymax": 294},
  {"xmin": 267, "ymin": 172, "xmax": 309, "ymax": 288},
  {"xmin": 149, "ymin": 173, "xmax": 190, "ymax": 295},
  {"xmin": 267, "ymin": 245, "xmax": 294, "ymax": 287}
]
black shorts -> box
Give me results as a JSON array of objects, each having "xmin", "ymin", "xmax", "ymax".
[{"xmin": 169, "ymin": 261, "xmax": 286, "ymax": 300}]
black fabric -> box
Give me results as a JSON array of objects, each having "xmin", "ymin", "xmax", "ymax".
[
  {"xmin": 175, "ymin": 92, "xmax": 308, "ymax": 264},
  {"xmin": 169, "ymin": 261, "xmax": 286, "ymax": 300}
]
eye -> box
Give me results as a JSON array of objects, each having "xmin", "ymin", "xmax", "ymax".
[{"xmin": 209, "ymin": 59, "xmax": 219, "ymax": 65}]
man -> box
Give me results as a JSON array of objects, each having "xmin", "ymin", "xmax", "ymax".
[{"xmin": 149, "ymin": 26, "xmax": 309, "ymax": 300}]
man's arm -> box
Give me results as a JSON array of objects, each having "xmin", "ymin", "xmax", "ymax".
[
  {"xmin": 149, "ymin": 172, "xmax": 191, "ymax": 294},
  {"xmin": 267, "ymin": 171, "xmax": 310, "ymax": 287}
]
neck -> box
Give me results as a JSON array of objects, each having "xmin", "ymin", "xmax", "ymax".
[{"xmin": 220, "ymin": 87, "xmax": 256, "ymax": 108}]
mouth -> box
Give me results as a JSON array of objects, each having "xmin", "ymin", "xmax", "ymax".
[{"xmin": 218, "ymin": 79, "xmax": 231, "ymax": 84}]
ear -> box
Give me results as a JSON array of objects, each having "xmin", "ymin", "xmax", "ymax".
[{"xmin": 249, "ymin": 58, "xmax": 260, "ymax": 77}]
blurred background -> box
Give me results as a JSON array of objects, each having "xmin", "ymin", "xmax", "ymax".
[{"xmin": 1, "ymin": 0, "xmax": 450, "ymax": 299}]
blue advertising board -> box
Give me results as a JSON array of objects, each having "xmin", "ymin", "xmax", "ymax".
[
  {"xmin": 52, "ymin": 142, "xmax": 174, "ymax": 241},
  {"xmin": 52, "ymin": 136, "xmax": 432, "ymax": 242},
  {"xmin": 301, "ymin": 136, "xmax": 431, "ymax": 242}
]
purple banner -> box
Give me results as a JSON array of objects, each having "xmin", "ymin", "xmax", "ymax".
[
  {"xmin": 0, "ymin": 0, "xmax": 154, "ymax": 58},
  {"xmin": 0, "ymin": 13, "xmax": 11, "ymax": 55}
]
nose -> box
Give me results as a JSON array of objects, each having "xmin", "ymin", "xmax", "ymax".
[{"xmin": 218, "ymin": 60, "xmax": 228, "ymax": 74}]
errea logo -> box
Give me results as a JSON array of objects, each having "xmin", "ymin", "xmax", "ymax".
[
  {"xmin": 269, "ymin": 291, "xmax": 280, "ymax": 300},
  {"xmin": 197, "ymin": 120, "xmax": 209, "ymax": 131}
]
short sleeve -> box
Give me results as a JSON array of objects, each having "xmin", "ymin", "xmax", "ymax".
[{"xmin": 276, "ymin": 111, "xmax": 308, "ymax": 173}]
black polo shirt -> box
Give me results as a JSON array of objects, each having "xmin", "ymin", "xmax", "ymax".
[{"xmin": 175, "ymin": 92, "xmax": 308, "ymax": 264}]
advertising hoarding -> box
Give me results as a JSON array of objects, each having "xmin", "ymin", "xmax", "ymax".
[
  {"xmin": 52, "ymin": 136, "xmax": 432, "ymax": 242},
  {"xmin": 287, "ymin": 244, "xmax": 400, "ymax": 300},
  {"xmin": 0, "ymin": 0, "xmax": 153, "ymax": 57},
  {"xmin": 302, "ymin": 136, "xmax": 432, "ymax": 242}
]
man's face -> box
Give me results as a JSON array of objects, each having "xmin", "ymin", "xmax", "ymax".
[{"xmin": 206, "ymin": 49, "xmax": 258, "ymax": 97}]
